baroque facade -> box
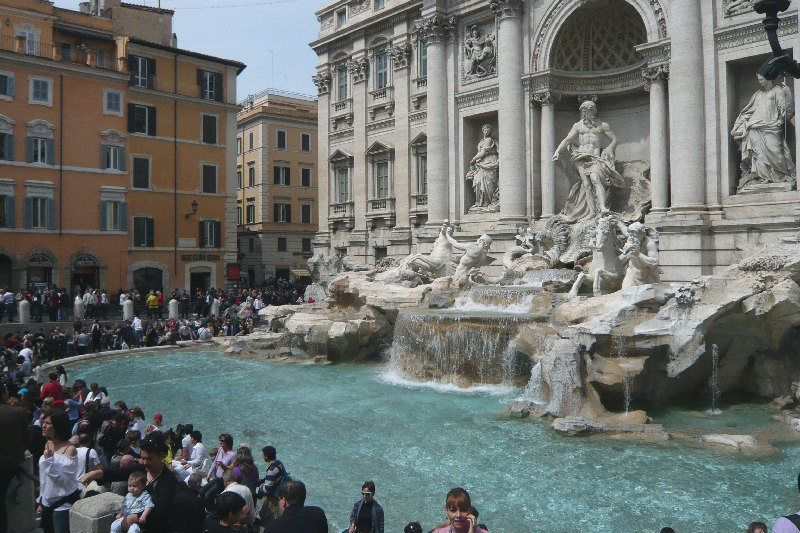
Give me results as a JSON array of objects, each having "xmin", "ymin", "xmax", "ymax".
[{"xmin": 311, "ymin": 0, "xmax": 800, "ymax": 281}]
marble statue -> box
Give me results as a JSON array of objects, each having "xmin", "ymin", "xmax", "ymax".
[
  {"xmin": 568, "ymin": 213, "xmax": 625, "ymax": 298},
  {"xmin": 464, "ymin": 25, "xmax": 495, "ymax": 79},
  {"xmin": 724, "ymin": 0, "xmax": 753, "ymax": 15},
  {"xmin": 447, "ymin": 231, "xmax": 495, "ymax": 288},
  {"xmin": 620, "ymin": 222, "xmax": 661, "ymax": 288},
  {"xmin": 337, "ymin": 248, "xmax": 371, "ymax": 272},
  {"xmin": 731, "ymin": 74, "xmax": 796, "ymax": 192},
  {"xmin": 388, "ymin": 220, "xmax": 456, "ymax": 285},
  {"xmin": 554, "ymin": 101, "xmax": 626, "ymax": 222},
  {"xmin": 466, "ymin": 124, "xmax": 500, "ymax": 212},
  {"xmin": 503, "ymin": 226, "xmax": 537, "ymax": 271}
]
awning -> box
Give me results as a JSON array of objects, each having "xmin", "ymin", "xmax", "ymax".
[{"xmin": 290, "ymin": 269, "xmax": 310, "ymax": 277}]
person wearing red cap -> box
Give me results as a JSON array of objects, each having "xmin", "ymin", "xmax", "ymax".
[
  {"xmin": 148, "ymin": 414, "xmax": 168, "ymax": 434},
  {"xmin": 40, "ymin": 373, "xmax": 63, "ymax": 401}
]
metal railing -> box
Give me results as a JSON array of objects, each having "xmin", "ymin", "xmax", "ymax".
[{"xmin": 0, "ymin": 35, "xmax": 121, "ymax": 72}]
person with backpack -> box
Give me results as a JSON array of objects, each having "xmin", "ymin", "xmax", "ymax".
[
  {"xmin": 773, "ymin": 471, "xmax": 800, "ymax": 532},
  {"xmin": 257, "ymin": 445, "xmax": 289, "ymax": 529}
]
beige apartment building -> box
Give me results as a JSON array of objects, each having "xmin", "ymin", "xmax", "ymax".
[{"xmin": 235, "ymin": 89, "xmax": 318, "ymax": 284}]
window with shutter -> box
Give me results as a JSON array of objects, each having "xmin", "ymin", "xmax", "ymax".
[
  {"xmin": 213, "ymin": 221, "xmax": 221, "ymax": 248},
  {"xmin": 129, "ymin": 56, "xmax": 155, "ymax": 89},
  {"xmin": 129, "ymin": 104, "xmax": 155, "ymax": 135},
  {"xmin": 277, "ymin": 130, "xmax": 286, "ymax": 149},
  {"xmin": 277, "ymin": 237, "xmax": 287, "ymax": 251},
  {"xmin": 301, "ymin": 204, "xmax": 312, "ymax": 224},
  {"xmin": 301, "ymin": 168, "xmax": 311, "ymax": 187},
  {"xmin": 133, "ymin": 217, "xmax": 154, "ymax": 247},
  {"xmin": 301, "ymin": 133, "xmax": 311, "ymax": 152},
  {"xmin": 248, "ymin": 165, "xmax": 255, "ymax": 187},
  {"xmin": 46, "ymin": 198, "xmax": 56, "ymax": 229},
  {"xmin": 274, "ymin": 166, "xmax": 290, "ymax": 186},
  {"xmin": 101, "ymin": 145, "xmax": 124, "ymax": 171},
  {"xmin": 132, "ymin": 157, "xmax": 150, "ymax": 189},
  {"xmin": 0, "ymin": 73, "xmax": 14, "ymax": 98},
  {"xmin": 99, "ymin": 200, "xmax": 107, "ymax": 230},
  {"xmin": 1, "ymin": 196, "xmax": 14, "ymax": 228},
  {"xmin": 202, "ymin": 165, "xmax": 217, "ymax": 194},
  {"xmin": 0, "ymin": 133, "xmax": 12, "ymax": 161},
  {"xmin": 202, "ymin": 115, "xmax": 217, "ymax": 144}
]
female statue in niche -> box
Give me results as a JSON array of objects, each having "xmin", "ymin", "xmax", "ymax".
[
  {"xmin": 732, "ymin": 74, "xmax": 796, "ymax": 192},
  {"xmin": 466, "ymin": 124, "xmax": 500, "ymax": 212}
]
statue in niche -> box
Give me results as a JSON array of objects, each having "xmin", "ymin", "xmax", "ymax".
[
  {"xmin": 620, "ymin": 222, "xmax": 661, "ymax": 288},
  {"xmin": 464, "ymin": 25, "xmax": 496, "ymax": 79},
  {"xmin": 466, "ymin": 124, "xmax": 500, "ymax": 213},
  {"xmin": 447, "ymin": 231, "xmax": 495, "ymax": 288},
  {"xmin": 553, "ymin": 101, "xmax": 626, "ymax": 223},
  {"xmin": 731, "ymin": 74, "xmax": 796, "ymax": 192}
]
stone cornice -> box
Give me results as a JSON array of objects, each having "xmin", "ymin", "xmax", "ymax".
[
  {"xmin": 635, "ymin": 39, "xmax": 671, "ymax": 68},
  {"xmin": 525, "ymin": 62, "xmax": 648, "ymax": 96},
  {"xmin": 714, "ymin": 14, "xmax": 798, "ymax": 51},
  {"xmin": 455, "ymin": 86, "xmax": 499, "ymax": 109}
]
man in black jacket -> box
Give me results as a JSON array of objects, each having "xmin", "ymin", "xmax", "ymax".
[
  {"xmin": 172, "ymin": 473, "xmax": 206, "ymax": 533},
  {"xmin": 265, "ymin": 481, "xmax": 327, "ymax": 533}
]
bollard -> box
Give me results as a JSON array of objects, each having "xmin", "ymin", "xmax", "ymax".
[
  {"xmin": 17, "ymin": 299, "xmax": 30, "ymax": 324},
  {"xmin": 168, "ymin": 299, "xmax": 179, "ymax": 320},
  {"xmin": 122, "ymin": 299, "xmax": 134, "ymax": 321}
]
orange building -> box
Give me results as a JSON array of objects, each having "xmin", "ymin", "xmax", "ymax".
[
  {"xmin": 0, "ymin": 0, "xmax": 244, "ymax": 295},
  {"xmin": 236, "ymin": 90, "xmax": 317, "ymax": 284}
]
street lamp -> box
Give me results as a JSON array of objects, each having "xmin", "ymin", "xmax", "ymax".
[
  {"xmin": 753, "ymin": 0, "xmax": 800, "ymax": 79},
  {"xmin": 185, "ymin": 199, "xmax": 198, "ymax": 219}
]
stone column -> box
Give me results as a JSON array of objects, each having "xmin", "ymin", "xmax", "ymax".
[
  {"xmin": 668, "ymin": 0, "xmax": 705, "ymax": 210},
  {"xmin": 419, "ymin": 15, "xmax": 453, "ymax": 226},
  {"xmin": 643, "ymin": 65, "xmax": 670, "ymax": 213},
  {"xmin": 491, "ymin": 0, "xmax": 527, "ymax": 223},
  {"xmin": 390, "ymin": 42, "xmax": 412, "ymax": 232},
  {"xmin": 534, "ymin": 91, "xmax": 560, "ymax": 218},
  {"xmin": 312, "ymin": 68, "xmax": 332, "ymax": 249}
]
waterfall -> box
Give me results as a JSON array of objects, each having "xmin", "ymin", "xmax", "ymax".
[
  {"xmin": 451, "ymin": 286, "xmax": 537, "ymax": 314},
  {"xmin": 518, "ymin": 360, "xmax": 547, "ymax": 405},
  {"xmin": 613, "ymin": 336, "xmax": 632, "ymax": 414},
  {"xmin": 707, "ymin": 344, "xmax": 723, "ymax": 415},
  {"xmin": 387, "ymin": 310, "xmax": 532, "ymax": 387}
]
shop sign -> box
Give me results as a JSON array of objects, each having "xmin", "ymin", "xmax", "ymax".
[{"xmin": 180, "ymin": 254, "xmax": 220, "ymax": 261}]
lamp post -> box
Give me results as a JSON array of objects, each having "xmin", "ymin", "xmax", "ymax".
[{"xmin": 753, "ymin": 0, "xmax": 800, "ymax": 79}]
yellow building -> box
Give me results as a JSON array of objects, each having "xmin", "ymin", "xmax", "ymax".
[
  {"xmin": 0, "ymin": 0, "xmax": 244, "ymax": 294},
  {"xmin": 235, "ymin": 89, "xmax": 317, "ymax": 284}
]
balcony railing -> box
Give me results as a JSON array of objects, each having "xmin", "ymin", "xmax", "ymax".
[
  {"xmin": 370, "ymin": 86, "xmax": 394, "ymax": 103},
  {"xmin": 366, "ymin": 197, "xmax": 396, "ymax": 215},
  {"xmin": 0, "ymin": 35, "xmax": 122, "ymax": 72},
  {"xmin": 412, "ymin": 194, "xmax": 428, "ymax": 208},
  {"xmin": 331, "ymin": 98, "xmax": 353, "ymax": 116},
  {"xmin": 330, "ymin": 201, "xmax": 354, "ymax": 218}
]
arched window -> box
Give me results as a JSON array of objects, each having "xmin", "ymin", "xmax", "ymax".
[{"xmin": 551, "ymin": 0, "xmax": 646, "ymax": 72}]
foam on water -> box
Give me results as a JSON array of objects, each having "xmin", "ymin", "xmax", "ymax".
[{"xmin": 378, "ymin": 365, "xmax": 518, "ymax": 396}]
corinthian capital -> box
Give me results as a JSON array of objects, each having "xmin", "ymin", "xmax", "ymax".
[
  {"xmin": 642, "ymin": 65, "xmax": 669, "ymax": 91},
  {"xmin": 490, "ymin": 0, "xmax": 524, "ymax": 20},
  {"xmin": 312, "ymin": 69, "xmax": 332, "ymax": 95},
  {"xmin": 413, "ymin": 14, "xmax": 456, "ymax": 44},
  {"xmin": 347, "ymin": 57, "xmax": 369, "ymax": 84},
  {"xmin": 389, "ymin": 42, "xmax": 413, "ymax": 70},
  {"xmin": 532, "ymin": 90, "xmax": 560, "ymax": 106}
]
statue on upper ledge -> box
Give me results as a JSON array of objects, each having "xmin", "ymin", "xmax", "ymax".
[
  {"xmin": 724, "ymin": 0, "xmax": 753, "ymax": 16},
  {"xmin": 466, "ymin": 124, "xmax": 500, "ymax": 213},
  {"xmin": 731, "ymin": 74, "xmax": 796, "ymax": 192},
  {"xmin": 553, "ymin": 100, "xmax": 626, "ymax": 223},
  {"xmin": 464, "ymin": 25, "xmax": 496, "ymax": 80}
]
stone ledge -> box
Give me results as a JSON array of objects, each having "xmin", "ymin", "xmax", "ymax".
[{"xmin": 69, "ymin": 492, "xmax": 123, "ymax": 533}]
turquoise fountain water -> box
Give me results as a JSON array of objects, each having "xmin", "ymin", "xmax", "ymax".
[{"xmin": 67, "ymin": 349, "xmax": 800, "ymax": 532}]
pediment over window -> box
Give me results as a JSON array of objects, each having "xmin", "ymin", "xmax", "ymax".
[
  {"xmin": 409, "ymin": 132, "xmax": 427, "ymax": 148},
  {"xmin": 100, "ymin": 129, "xmax": 127, "ymax": 145},
  {"xmin": 329, "ymin": 149, "xmax": 354, "ymax": 163},
  {"xmin": 26, "ymin": 119, "xmax": 55, "ymax": 137},
  {"xmin": 0, "ymin": 114, "xmax": 14, "ymax": 135},
  {"xmin": 365, "ymin": 140, "xmax": 393, "ymax": 156}
]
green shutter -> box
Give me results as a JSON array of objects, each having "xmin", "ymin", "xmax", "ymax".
[
  {"xmin": 128, "ymin": 55, "xmax": 139, "ymax": 85},
  {"xmin": 99, "ymin": 200, "xmax": 107, "ymax": 230},
  {"xmin": 7, "ymin": 76, "xmax": 14, "ymax": 97},
  {"xmin": 100, "ymin": 145, "xmax": 109, "ymax": 169},
  {"xmin": 23, "ymin": 197, "xmax": 32, "ymax": 228},
  {"xmin": 46, "ymin": 198, "xmax": 56, "ymax": 229},
  {"xmin": 214, "ymin": 73, "xmax": 223, "ymax": 102},
  {"xmin": 286, "ymin": 204, "xmax": 291, "ymax": 223},
  {"xmin": 199, "ymin": 220, "xmax": 205, "ymax": 248},
  {"xmin": 274, "ymin": 166, "xmax": 280, "ymax": 184},
  {"xmin": 5, "ymin": 196, "xmax": 15, "ymax": 228},
  {"xmin": 127, "ymin": 104, "xmax": 136, "ymax": 132},
  {"xmin": 273, "ymin": 206, "xmax": 279, "ymax": 223},
  {"xmin": 147, "ymin": 58, "xmax": 156, "ymax": 89},
  {"xmin": 119, "ymin": 147, "xmax": 126, "ymax": 171},
  {"xmin": 3, "ymin": 134, "xmax": 13, "ymax": 161},
  {"xmin": 147, "ymin": 219, "xmax": 154, "ymax": 247},
  {"xmin": 119, "ymin": 202, "xmax": 128, "ymax": 231},
  {"xmin": 147, "ymin": 107, "xmax": 156, "ymax": 136},
  {"xmin": 214, "ymin": 221, "xmax": 221, "ymax": 248},
  {"xmin": 25, "ymin": 137, "xmax": 33, "ymax": 163},
  {"xmin": 46, "ymin": 139, "xmax": 55, "ymax": 165},
  {"xmin": 285, "ymin": 167, "xmax": 291, "ymax": 186}
]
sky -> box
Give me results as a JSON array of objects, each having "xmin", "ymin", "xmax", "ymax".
[{"xmin": 50, "ymin": 0, "xmax": 324, "ymax": 100}]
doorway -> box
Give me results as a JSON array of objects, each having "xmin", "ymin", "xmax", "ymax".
[
  {"xmin": 0, "ymin": 255, "xmax": 11, "ymax": 291},
  {"xmin": 133, "ymin": 267, "xmax": 163, "ymax": 295},
  {"xmin": 190, "ymin": 271, "xmax": 211, "ymax": 294}
]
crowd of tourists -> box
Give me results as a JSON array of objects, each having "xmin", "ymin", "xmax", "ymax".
[
  {"xmin": 1, "ymin": 368, "xmax": 496, "ymax": 533},
  {"xmin": 0, "ymin": 277, "xmax": 309, "ymax": 325}
]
